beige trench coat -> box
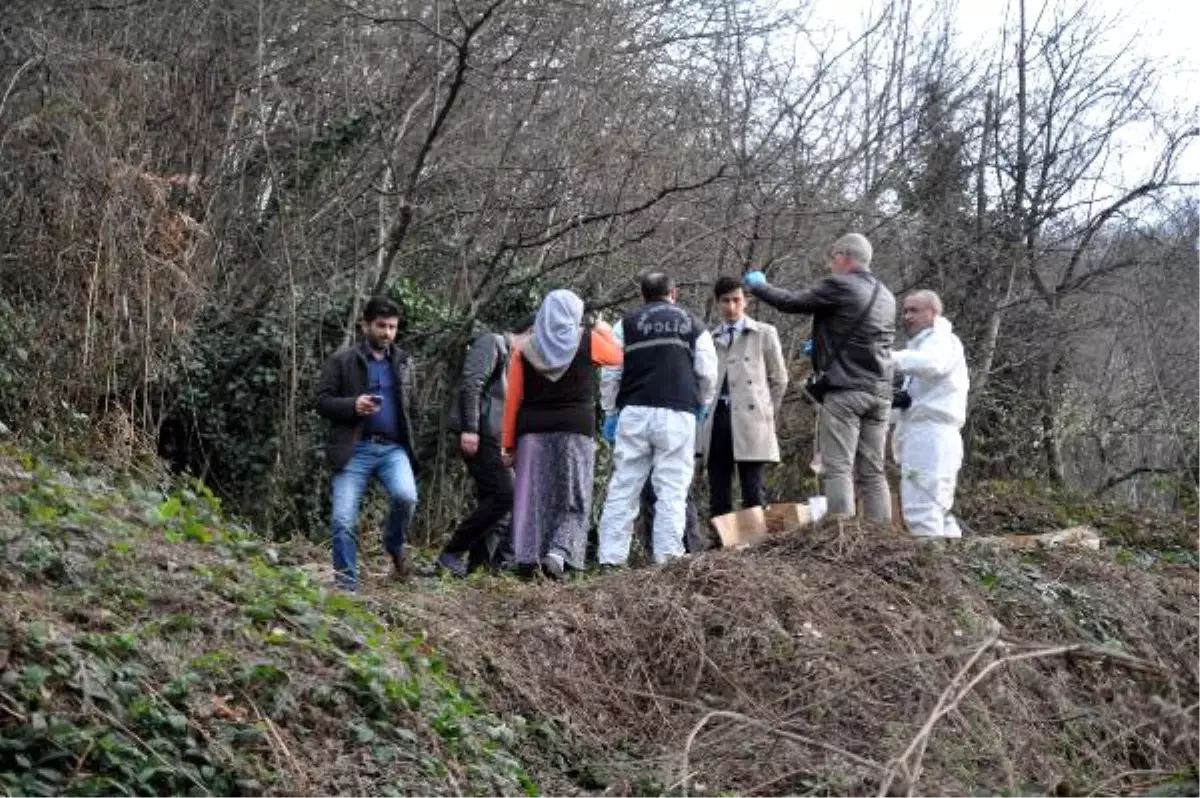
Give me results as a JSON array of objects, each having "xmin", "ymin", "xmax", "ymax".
[{"xmin": 698, "ymin": 316, "xmax": 789, "ymax": 464}]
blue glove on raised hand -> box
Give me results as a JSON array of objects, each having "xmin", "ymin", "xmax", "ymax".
[
  {"xmin": 602, "ymin": 412, "xmax": 619, "ymax": 443},
  {"xmin": 743, "ymin": 270, "xmax": 767, "ymax": 288}
]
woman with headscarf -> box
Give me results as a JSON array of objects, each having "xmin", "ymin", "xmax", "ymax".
[{"xmin": 500, "ymin": 289, "xmax": 623, "ymax": 579}]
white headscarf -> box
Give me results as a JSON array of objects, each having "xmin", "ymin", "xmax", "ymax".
[{"xmin": 522, "ymin": 289, "xmax": 585, "ymax": 382}]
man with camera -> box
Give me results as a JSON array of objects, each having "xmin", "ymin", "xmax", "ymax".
[
  {"xmin": 891, "ymin": 290, "xmax": 969, "ymax": 537},
  {"xmin": 743, "ymin": 233, "xmax": 896, "ymax": 522},
  {"xmin": 315, "ymin": 296, "xmax": 420, "ymax": 590}
]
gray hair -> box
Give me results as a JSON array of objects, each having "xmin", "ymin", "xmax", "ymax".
[
  {"xmin": 906, "ymin": 289, "xmax": 943, "ymax": 315},
  {"xmin": 832, "ymin": 233, "xmax": 873, "ymax": 268}
]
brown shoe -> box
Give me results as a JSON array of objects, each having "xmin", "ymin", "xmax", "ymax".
[{"xmin": 390, "ymin": 551, "xmax": 412, "ymax": 581}]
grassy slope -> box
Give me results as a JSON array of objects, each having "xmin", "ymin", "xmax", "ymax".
[{"xmin": 0, "ymin": 448, "xmax": 536, "ymax": 797}]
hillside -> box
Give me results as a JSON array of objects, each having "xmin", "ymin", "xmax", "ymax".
[
  {"xmin": 0, "ymin": 450, "xmax": 535, "ymax": 796},
  {"xmin": 1, "ymin": 447, "xmax": 1196, "ymax": 796}
]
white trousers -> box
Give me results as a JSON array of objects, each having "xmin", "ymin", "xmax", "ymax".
[
  {"xmin": 598, "ymin": 405, "xmax": 696, "ymax": 564},
  {"xmin": 894, "ymin": 420, "xmax": 963, "ymax": 538}
]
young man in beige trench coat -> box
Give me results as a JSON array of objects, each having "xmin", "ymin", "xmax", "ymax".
[{"xmin": 697, "ymin": 275, "xmax": 789, "ymax": 518}]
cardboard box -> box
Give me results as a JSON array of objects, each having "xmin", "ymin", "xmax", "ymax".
[
  {"xmin": 710, "ymin": 506, "xmax": 766, "ymax": 548},
  {"xmin": 711, "ymin": 502, "xmax": 813, "ymax": 548},
  {"xmin": 764, "ymin": 502, "xmax": 811, "ymax": 533}
]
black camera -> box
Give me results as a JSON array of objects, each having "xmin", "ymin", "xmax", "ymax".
[
  {"xmin": 892, "ymin": 389, "xmax": 912, "ymax": 410},
  {"xmin": 803, "ymin": 372, "xmax": 832, "ymax": 404}
]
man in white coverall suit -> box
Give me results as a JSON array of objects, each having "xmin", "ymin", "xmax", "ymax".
[
  {"xmin": 597, "ymin": 272, "xmax": 718, "ymax": 565},
  {"xmin": 892, "ymin": 290, "xmax": 970, "ymax": 537}
]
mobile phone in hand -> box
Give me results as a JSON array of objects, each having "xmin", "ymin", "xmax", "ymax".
[{"xmin": 369, "ymin": 393, "xmax": 384, "ymax": 405}]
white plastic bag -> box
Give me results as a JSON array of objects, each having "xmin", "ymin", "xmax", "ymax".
[{"xmin": 808, "ymin": 495, "xmax": 828, "ymax": 524}]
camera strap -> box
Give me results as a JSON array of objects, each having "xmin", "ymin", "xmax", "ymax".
[{"xmin": 818, "ymin": 275, "xmax": 882, "ymax": 376}]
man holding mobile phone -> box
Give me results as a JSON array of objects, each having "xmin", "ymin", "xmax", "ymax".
[{"xmin": 316, "ymin": 296, "xmax": 420, "ymax": 590}]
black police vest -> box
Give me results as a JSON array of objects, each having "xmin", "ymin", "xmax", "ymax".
[{"xmin": 616, "ymin": 302, "xmax": 701, "ymax": 412}]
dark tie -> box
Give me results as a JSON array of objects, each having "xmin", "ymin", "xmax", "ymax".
[{"xmin": 726, "ymin": 325, "xmax": 737, "ymax": 345}]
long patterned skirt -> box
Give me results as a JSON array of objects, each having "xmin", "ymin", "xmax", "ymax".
[{"xmin": 511, "ymin": 431, "xmax": 595, "ymax": 570}]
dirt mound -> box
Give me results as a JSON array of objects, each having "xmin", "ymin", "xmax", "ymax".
[{"xmin": 405, "ymin": 519, "xmax": 1199, "ymax": 796}]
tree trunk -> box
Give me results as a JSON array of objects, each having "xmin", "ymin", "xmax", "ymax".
[{"xmin": 1037, "ymin": 347, "xmax": 1067, "ymax": 487}]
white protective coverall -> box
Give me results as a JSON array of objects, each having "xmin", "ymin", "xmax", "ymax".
[
  {"xmin": 597, "ymin": 320, "xmax": 718, "ymax": 564},
  {"xmin": 891, "ymin": 316, "xmax": 970, "ymax": 537}
]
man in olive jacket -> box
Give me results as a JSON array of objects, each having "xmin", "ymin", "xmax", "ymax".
[
  {"xmin": 743, "ymin": 233, "xmax": 896, "ymax": 522},
  {"xmin": 315, "ymin": 296, "xmax": 420, "ymax": 590}
]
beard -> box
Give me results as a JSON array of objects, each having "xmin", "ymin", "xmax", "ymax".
[{"xmin": 904, "ymin": 319, "xmax": 932, "ymax": 338}]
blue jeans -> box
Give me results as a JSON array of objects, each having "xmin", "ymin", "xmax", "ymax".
[{"xmin": 330, "ymin": 440, "xmax": 418, "ymax": 590}]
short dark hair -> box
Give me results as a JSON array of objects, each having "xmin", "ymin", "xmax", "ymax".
[
  {"xmin": 713, "ymin": 275, "xmax": 744, "ymax": 299},
  {"xmin": 363, "ymin": 296, "xmax": 402, "ymax": 322},
  {"xmin": 640, "ymin": 272, "xmax": 674, "ymax": 302},
  {"xmin": 511, "ymin": 316, "xmax": 534, "ymax": 334}
]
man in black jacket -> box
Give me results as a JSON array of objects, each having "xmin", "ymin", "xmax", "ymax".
[
  {"xmin": 315, "ymin": 296, "xmax": 420, "ymax": 590},
  {"xmin": 743, "ymin": 233, "xmax": 896, "ymax": 522},
  {"xmin": 438, "ymin": 322, "xmax": 529, "ymax": 576}
]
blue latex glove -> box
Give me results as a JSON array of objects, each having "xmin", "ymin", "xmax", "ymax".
[
  {"xmin": 743, "ymin": 270, "xmax": 767, "ymax": 288},
  {"xmin": 694, "ymin": 404, "xmax": 709, "ymax": 423},
  {"xmin": 802, "ymin": 338, "xmax": 815, "ymax": 358},
  {"xmin": 602, "ymin": 412, "xmax": 619, "ymax": 443}
]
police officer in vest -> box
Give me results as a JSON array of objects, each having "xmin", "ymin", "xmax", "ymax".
[{"xmin": 597, "ymin": 272, "xmax": 718, "ymax": 566}]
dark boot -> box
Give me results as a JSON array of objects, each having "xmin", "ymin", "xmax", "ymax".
[
  {"xmin": 390, "ymin": 550, "xmax": 412, "ymax": 581},
  {"xmin": 436, "ymin": 550, "xmax": 468, "ymax": 578}
]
